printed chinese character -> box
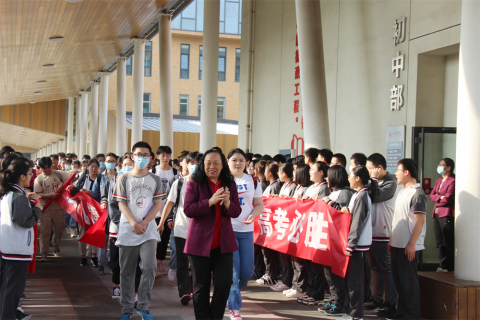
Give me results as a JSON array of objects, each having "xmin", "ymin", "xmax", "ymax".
[
  {"xmin": 259, "ymin": 209, "xmax": 272, "ymax": 237},
  {"xmin": 392, "ymin": 52, "xmax": 404, "ymax": 78},
  {"xmin": 287, "ymin": 210, "xmax": 305, "ymax": 243},
  {"xmin": 295, "ymin": 66, "xmax": 300, "ymax": 80},
  {"xmin": 296, "ymin": 33, "xmax": 298, "ymax": 46},
  {"xmin": 273, "ymin": 208, "xmax": 289, "ymax": 240},
  {"xmin": 304, "ymin": 212, "xmax": 328, "ymax": 251},
  {"xmin": 390, "ymin": 85, "xmax": 404, "ymax": 111},
  {"xmin": 294, "ymin": 83, "xmax": 300, "ymax": 96},
  {"xmin": 393, "ymin": 17, "xmax": 406, "ymax": 46},
  {"xmin": 294, "ymin": 100, "xmax": 299, "ymax": 113},
  {"xmin": 295, "ymin": 50, "xmax": 299, "ymax": 64}
]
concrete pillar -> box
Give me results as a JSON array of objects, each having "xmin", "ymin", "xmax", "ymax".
[
  {"xmin": 117, "ymin": 57, "xmax": 127, "ymax": 155},
  {"xmin": 79, "ymin": 91, "xmax": 88, "ymax": 158},
  {"xmin": 67, "ymin": 97, "xmax": 74, "ymax": 153},
  {"xmin": 53, "ymin": 142, "xmax": 57, "ymax": 155},
  {"xmin": 295, "ymin": 0, "xmax": 330, "ymax": 149},
  {"xmin": 159, "ymin": 14, "xmax": 174, "ymax": 152},
  {"xmin": 98, "ymin": 73, "xmax": 110, "ymax": 154},
  {"xmin": 75, "ymin": 95, "xmax": 82, "ymax": 154},
  {"xmin": 199, "ymin": 0, "xmax": 220, "ymax": 152},
  {"xmin": 131, "ymin": 39, "xmax": 148, "ymax": 148},
  {"xmin": 90, "ymin": 82, "xmax": 99, "ymax": 156},
  {"xmin": 455, "ymin": 0, "xmax": 480, "ymax": 281}
]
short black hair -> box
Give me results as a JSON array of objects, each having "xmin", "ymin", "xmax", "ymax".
[
  {"xmin": 261, "ymin": 154, "xmax": 272, "ymax": 161},
  {"xmin": 280, "ymin": 163, "xmax": 294, "ymax": 179},
  {"xmin": 0, "ymin": 146, "xmax": 15, "ymax": 158},
  {"xmin": 186, "ymin": 152, "xmax": 199, "ymax": 164},
  {"xmin": 95, "ymin": 153, "xmax": 106, "ymax": 160},
  {"xmin": 172, "ymin": 159, "xmax": 179, "ymax": 166},
  {"xmin": 332, "ymin": 153, "xmax": 347, "ymax": 167},
  {"xmin": 38, "ymin": 157, "xmax": 53, "ymax": 169},
  {"xmin": 304, "ymin": 148, "xmax": 319, "ymax": 162},
  {"xmin": 327, "ymin": 165, "xmax": 349, "ymax": 189},
  {"xmin": 293, "ymin": 155, "xmax": 305, "ymax": 166},
  {"xmin": 106, "ymin": 152, "xmax": 118, "ymax": 160},
  {"xmin": 245, "ymin": 153, "xmax": 253, "ymax": 163},
  {"xmin": 350, "ymin": 153, "xmax": 367, "ymax": 166},
  {"xmin": 313, "ymin": 161, "xmax": 329, "ymax": 179},
  {"xmin": 367, "ymin": 153, "xmax": 387, "ymax": 170},
  {"xmin": 228, "ymin": 148, "xmax": 246, "ymax": 160},
  {"xmin": 73, "ymin": 160, "xmax": 81, "ymax": 166},
  {"xmin": 252, "ymin": 154, "xmax": 262, "ymax": 159},
  {"xmin": 131, "ymin": 141, "xmax": 152, "ymax": 154},
  {"xmin": 50, "ymin": 154, "xmax": 59, "ymax": 160},
  {"xmin": 65, "ymin": 159, "xmax": 72, "ymax": 165},
  {"xmin": 318, "ymin": 149, "xmax": 333, "ymax": 165},
  {"xmin": 82, "ymin": 155, "xmax": 91, "ymax": 160},
  {"xmin": 272, "ymin": 154, "xmax": 287, "ymax": 164},
  {"xmin": 294, "ymin": 164, "xmax": 312, "ymax": 187},
  {"xmin": 58, "ymin": 152, "xmax": 66, "ymax": 158},
  {"xmin": 397, "ymin": 158, "xmax": 419, "ymax": 180},
  {"xmin": 157, "ymin": 146, "xmax": 172, "ymax": 155}
]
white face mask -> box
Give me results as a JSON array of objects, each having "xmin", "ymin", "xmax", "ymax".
[{"xmin": 349, "ymin": 165, "xmax": 355, "ymax": 173}]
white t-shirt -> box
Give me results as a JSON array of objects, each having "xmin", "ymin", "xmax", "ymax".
[
  {"xmin": 167, "ymin": 175, "xmax": 191, "ymax": 239},
  {"xmin": 232, "ymin": 174, "xmax": 263, "ymax": 233},
  {"xmin": 152, "ymin": 166, "xmax": 174, "ymax": 218}
]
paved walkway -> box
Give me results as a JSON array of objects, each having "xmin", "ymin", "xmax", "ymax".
[{"xmin": 22, "ymin": 234, "xmax": 378, "ymax": 320}]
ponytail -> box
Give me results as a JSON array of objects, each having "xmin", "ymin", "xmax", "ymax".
[
  {"xmin": 0, "ymin": 155, "xmax": 31, "ymax": 198},
  {"xmin": 351, "ymin": 166, "xmax": 377, "ymax": 203}
]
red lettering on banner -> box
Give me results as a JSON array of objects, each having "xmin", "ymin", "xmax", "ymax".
[
  {"xmin": 254, "ymin": 197, "xmax": 352, "ymax": 277},
  {"xmin": 295, "ymin": 66, "xmax": 300, "ymax": 79},
  {"xmin": 296, "ymin": 33, "xmax": 298, "ymax": 46},
  {"xmin": 294, "ymin": 83, "xmax": 300, "ymax": 96},
  {"xmin": 294, "ymin": 100, "xmax": 300, "ymax": 113},
  {"xmin": 295, "ymin": 50, "xmax": 299, "ymax": 63}
]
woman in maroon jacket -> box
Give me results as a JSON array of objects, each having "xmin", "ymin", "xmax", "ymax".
[
  {"xmin": 430, "ymin": 157, "xmax": 455, "ymax": 272},
  {"xmin": 184, "ymin": 147, "xmax": 241, "ymax": 320}
]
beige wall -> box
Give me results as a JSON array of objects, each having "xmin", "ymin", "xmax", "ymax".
[{"xmin": 239, "ymin": 0, "xmax": 461, "ymax": 158}]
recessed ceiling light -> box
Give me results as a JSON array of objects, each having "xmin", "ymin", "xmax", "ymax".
[
  {"xmin": 37, "ymin": 80, "xmax": 46, "ymax": 84},
  {"xmin": 49, "ymin": 37, "xmax": 64, "ymax": 42},
  {"xmin": 29, "ymin": 101, "xmax": 36, "ymax": 104},
  {"xmin": 34, "ymin": 92, "xmax": 41, "ymax": 95},
  {"xmin": 65, "ymin": 0, "xmax": 81, "ymax": 2},
  {"xmin": 43, "ymin": 64, "xmax": 54, "ymax": 68}
]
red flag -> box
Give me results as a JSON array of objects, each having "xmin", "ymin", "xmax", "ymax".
[
  {"xmin": 42, "ymin": 172, "xmax": 77, "ymax": 212},
  {"xmin": 254, "ymin": 197, "xmax": 352, "ymax": 277},
  {"xmin": 28, "ymin": 224, "xmax": 38, "ymax": 274},
  {"xmin": 79, "ymin": 208, "xmax": 107, "ymax": 248}
]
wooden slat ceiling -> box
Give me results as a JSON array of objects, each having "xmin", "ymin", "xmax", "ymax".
[{"xmin": 0, "ymin": 0, "xmax": 170, "ymax": 106}]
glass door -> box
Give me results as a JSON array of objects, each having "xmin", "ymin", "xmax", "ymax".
[{"xmin": 411, "ymin": 127, "xmax": 456, "ymax": 269}]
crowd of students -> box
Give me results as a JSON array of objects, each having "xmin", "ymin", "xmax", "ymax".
[{"xmin": 0, "ymin": 143, "xmax": 456, "ymax": 320}]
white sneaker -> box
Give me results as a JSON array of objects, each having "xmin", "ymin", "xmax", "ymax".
[
  {"xmin": 256, "ymin": 275, "xmax": 267, "ymax": 284},
  {"xmin": 270, "ymin": 281, "xmax": 281, "ymax": 290},
  {"xmin": 272, "ymin": 283, "xmax": 290, "ymax": 292},
  {"xmin": 436, "ymin": 267, "xmax": 443, "ymax": 272},
  {"xmin": 283, "ymin": 288, "xmax": 294, "ymax": 295},
  {"xmin": 229, "ymin": 310, "xmax": 242, "ymax": 320},
  {"xmin": 167, "ymin": 269, "xmax": 176, "ymax": 282},
  {"xmin": 335, "ymin": 315, "xmax": 350, "ymax": 320},
  {"xmin": 286, "ymin": 289, "xmax": 304, "ymax": 298}
]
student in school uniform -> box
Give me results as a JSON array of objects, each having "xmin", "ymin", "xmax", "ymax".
[
  {"xmin": 292, "ymin": 164, "xmax": 312, "ymax": 201},
  {"xmin": 389, "ymin": 159, "xmax": 426, "ymax": 320},
  {"xmin": 255, "ymin": 160, "xmax": 269, "ymax": 193},
  {"xmin": 317, "ymin": 149, "xmax": 333, "ymax": 166},
  {"xmin": 337, "ymin": 166, "xmax": 376, "ymax": 320},
  {"xmin": 331, "ymin": 153, "xmax": 347, "ymax": 167},
  {"xmin": 320, "ymin": 165, "xmax": 355, "ymax": 316}
]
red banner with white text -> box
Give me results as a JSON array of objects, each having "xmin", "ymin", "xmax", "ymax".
[{"xmin": 254, "ymin": 197, "xmax": 352, "ymax": 277}]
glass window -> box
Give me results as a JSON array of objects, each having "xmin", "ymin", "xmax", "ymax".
[
  {"xmin": 182, "ymin": 1, "xmax": 196, "ymax": 18},
  {"xmin": 225, "ymin": 2, "xmax": 239, "ymax": 34},
  {"xmin": 126, "ymin": 57, "xmax": 132, "ymax": 75},
  {"xmin": 143, "ymin": 93, "xmax": 151, "ymax": 113},
  {"xmin": 179, "ymin": 94, "xmax": 189, "ymax": 115},
  {"xmin": 171, "ymin": 15, "xmax": 181, "ymax": 29},
  {"xmin": 235, "ymin": 48, "xmax": 240, "ymax": 82},
  {"xmin": 196, "ymin": 0, "xmax": 204, "ymax": 32},
  {"xmin": 199, "ymin": 45, "xmax": 203, "ymax": 80},
  {"xmin": 217, "ymin": 97, "xmax": 225, "ymax": 119},
  {"xmin": 182, "ymin": 18, "xmax": 196, "ymax": 31},
  {"xmin": 220, "ymin": 0, "xmax": 225, "ymax": 21},
  {"xmin": 198, "ymin": 95, "xmax": 201, "ymax": 117},
  {"xmin": 144, "ymin": 41, "xmax": 152, "ymax": 77},
  {"xmin": 218, "ymin": 47, "xmax": 226, "ymax": 81},
  {"xmin": 180, "ymin": 44, "xmax": 190, "ymax": 79}
]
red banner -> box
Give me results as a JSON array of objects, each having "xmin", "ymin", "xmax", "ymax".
[
  {"xmin": 42, "ymin": 172, "xmax": 77, "ymax": 212},
  {"xmin": 254, "ymin": 197, "xmax": 352, "ymax": 277}
]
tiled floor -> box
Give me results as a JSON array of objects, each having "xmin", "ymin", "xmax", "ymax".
[{"xmin": 22, "ymin": 234, "xmax": 378, "ymax": 320}]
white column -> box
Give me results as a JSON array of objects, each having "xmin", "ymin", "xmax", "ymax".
[
  {"xmin": 53, "ymin": 141, "xmax": 58, "ymax": 154},
  {"xmin": 87, "ymin": 90, "xmax": 93, "ymax": 154},
  {"xmin": 67, "ymin": 97, "xmax": 74, "ymax": 153},
  {"xmin": 199, "ymin": 0, "xmax": 220, "ymax": 152},
  {"xmin": 295, "ymin": 0, "xmax": 330, "ymax": 149},
  {"xmin": 455, "ymin": 0, "xmax": 480, "ymax": 281},
  {"xmin": 79, "ymin": 91, "xmax": 88, "ymax": 158},
  {"xmin": 131, "ymin": 39, "xmax": 148, "ymax": 148},
  {"xmin": 159, "ymin": 14, "xmax": 174, "ymax": 152},
  {"xmin": 75, "ymin": 95, "xmax": 82, "ymax": 154},
  {"xmin": 46, "ymin": 144, "xmax": 51, "ymax": 156},
  {"xmin": 117, "ymin": 57, "xmax": 127, "ymax": 155},
  {"xmin": 98, "ymin": 72, "xmax": 110, "ymax": 154},
  {"xmin": 90, "ymin": 82, "xmax": 99, "ymax": 156}
]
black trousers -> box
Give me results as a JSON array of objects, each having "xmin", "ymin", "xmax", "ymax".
[
  {"xmin": 278, "ymin": 253, "xmax": 293, "ymax": 287},
  {"xmin": 343, "ymin": 251, "xmax": 365, "ymax": 319},
  {"xmin": 324, "ymin": 265, "xmax": 345, "ymax": 305},
  {"xmin": 262, "ymin": 247, "xmax": 279, "ymax": 278},
  {"xmin": 110, "ymin": 238, "xmax": 121, "ymax": 285},
  {"xmin": 390, "ymin": 247, "xmax": 421, "ymax": 320},
  {"xmin": 0, "ymin": 259, "xmax": 29, "ymax": 320},
  {"xmin": 364, "ymin": 251, "xmax": 372, "ymax": 299},
  {"xmin": 432, "ymin": 214, "xmax": 455, "ymax": 271},
  {"xmin": 155, "ymin": 218, "xmax": 171, "ymax": 261},
  {"xmin": 189, "ymin": 248, "xmax": 233, "ymax": 320},
  {"xmin": 305, "ymin": 260, "xmax": 325, "ymax": 300},
  {"xmin": 253, "ymin": 244, "xmax": 265, "ymax": 275},
  {"xmin": 175, "ymin": 237, "xmax": 192, "ymax": 297}
]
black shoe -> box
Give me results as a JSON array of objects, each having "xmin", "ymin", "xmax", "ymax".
[
  {"xmin": 386, "ymin": 313, "xmax": 406, "ymax": 320},
  {"xmin": 323, "ymin": 303, "xmax": 344, "ymax": 316},
  {"xmin": 80, "ymin": 257, "xmax": 88, "ymax": 266},
  {"xmin": 15, "ymin": 309, "xmax": 31, "ymax": 320},
  {"xmin": 377, "ymin": 304, "xmax": 397, "ymax": 318},
  {"xmin": 180, "ymin": 293, "xmax": 191, "ymax": 305},
  {"xmin": 365, "ymin": 298, "xmax": 383, "ymax": 310},
  {"xmin": 91, "ymin": 257, "xmax": 99, "ymax": 267},
  {"xmin": 98, "ymin": 266, "xmax": 105, "ymax": 275}
]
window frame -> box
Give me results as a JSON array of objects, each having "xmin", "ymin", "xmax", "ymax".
[
  {"xmin": 217, "ymin": 97, "xmax": 226, "ymax": 119},
  {"xmin": 218, "ymin": 47, "xmax": 227, "ymax": 81},
  {"xmin": 144, "ymin": 41, "xmax": 153, "ymax": 77},
  {"xmin": 180, "ymin": 44, "xmax": 190, "ymax": 79},
  {"xmin": 199, "ymin": 45, "xmax": 203, "ymax": 80},
  {"xmin": 235, "ymin": 48, "xmax": 240, "ymax": 82},
  {"xmin": 198, "ymin": 95, "xmax": 202, "ymax": 117},
  {"xmin": 179, "ymin": 94, "xmax": 189, "ymax": 116},
  {"xmin": 126, "ymin": 57, "xmax": 132, "ymax": 76},
  {"xmin": 143, "ymin": 93, "xmax": 151, "ymax": 113}
]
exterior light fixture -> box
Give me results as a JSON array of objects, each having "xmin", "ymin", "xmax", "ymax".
[
  {"xmin": 43, "ymin": 64, "xmax": 54, "ymax": 68},
  {"xmin": 49, "ymin": 37, "xmax": 64, "ymax": 42},
  {"xmin": 37, "ymin": 80, "xmax": 46, "ymax": 84}
]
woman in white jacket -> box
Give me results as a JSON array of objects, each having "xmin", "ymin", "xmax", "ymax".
[{"xmin": 0, "ymin": 155, "xmax": 42, "ymax": 320}]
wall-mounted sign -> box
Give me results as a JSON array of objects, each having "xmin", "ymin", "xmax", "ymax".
[{"xmin": 386, "ymin": 125, "xmax": 405, "ymax": 174}]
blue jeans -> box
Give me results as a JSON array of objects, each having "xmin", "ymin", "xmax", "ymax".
[
  {"xmin": 227, "ymin": 231, "xmax": 254, "ymax": 310},
  {"xmin": 169, "ymin": 229, "xmax": 177, "ymax": 270}
]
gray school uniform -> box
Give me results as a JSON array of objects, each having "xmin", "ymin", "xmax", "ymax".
[
  {"xmin": 304, "ymin": 181, "xmax": 330, "ymax": 199},
  {"xmin": 263, "ymin": 179, "xmax": 281, "ymax": 196},
  {"xmin": 279, "ymin": 180, "xmax": 297, "ymax": 197}
]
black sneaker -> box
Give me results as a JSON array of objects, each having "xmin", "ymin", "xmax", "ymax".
[
  {"xmin": 302, "ymin": 296, "xmax": 323, "ymax": 305},
  {"xmin": 80, "ymin": 257, "xmax": 88, "ymax": 266},
  {"xmin": 98, "ymin": 266, "xmax": 105, "ymax": 275},
  {"xmin": 365, "ymin": 298, "xmax": 383, "ymax": 310},
  {"xmin": 91, "ymin": 257, "xmax": 99, "ymax": 267},
  {"xmin": 15, "ymin": 309, "xmax": 31, "ymax": 320},
  {"xmin": 323, "ymin": 303, "xmax": 344, "ymax": 316},
  {"xmin": 319, "ymin": 300, "xmax": 334, "ymax": 311},
  {"xmin": 377, "ymin": 304, "xmax": 397, "ymax": 317},
  {"xmin": 386, "ymin": 313, "xmax": 406, "ymax": 320},
  {"xmin": 180, "ymin": 293, "xmax": 191, "ymax": 305}
]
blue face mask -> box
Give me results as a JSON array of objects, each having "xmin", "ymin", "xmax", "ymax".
[
  {"xmin": 105, "ymin": 162, "xmax": 116, "ymax": 170},
  {"xmin": 117, "ymin": 168, "xmax": 123, "ymax": 175},
  {"xmin": 99, "ymin": 162, "xmax": 106, "ymax": 170},
  {"xmin": 72, "ymin": 168, "xmax": 80, "ymax": 172},
  {"xmin": 134, "ymin": 156, "xmax": 150, "ymax": 169},
  {"xmin": 123, "ymin": 165, "xmax": 134, "ymax": 173},
  {"xmin": 188, "ymin": 164, "xmax": 197, "ymax": 175},
  {"xmin": 65, "ymin": 165, "xmax": 71, "ymax": 170},
  {"xmin": 437, "ymin": 166, "xmax": 446, "ymax": 175}
]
